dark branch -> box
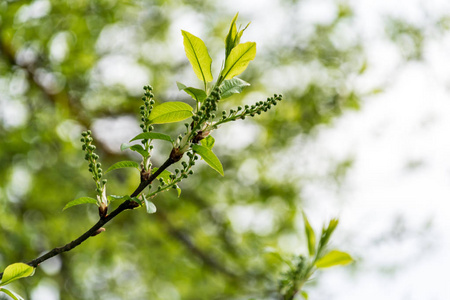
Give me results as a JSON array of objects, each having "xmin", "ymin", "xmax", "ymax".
[{"xmin": 0, "ymin": 157, "xmax": 176, "ymax": 280}]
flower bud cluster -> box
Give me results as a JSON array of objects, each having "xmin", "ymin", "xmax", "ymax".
[
  {"xmin": 147, "ymin": 152, "xmax": 198, "ymax": 198},
  {"xmin": 140, "ymin": 85, "xmax": 156, "ymax": 171},
  {"xmin": 191, "ymin": 86, "xmax": 221, "ymax": 132},
  {"xmin": 81, "ymin": 130, "xmax": 108, "ymax": 211},
  {"xmin": 215, "ymin": 94, "xmax": 283, "ymax": 126},
  {"xmin": 140, "ymin": 85, "xmax": 155, "ymax": 135}
]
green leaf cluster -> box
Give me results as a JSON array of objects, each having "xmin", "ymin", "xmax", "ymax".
[{"xmin": 277, "ymin": 214, "xmax": 354, "ymax": 299}]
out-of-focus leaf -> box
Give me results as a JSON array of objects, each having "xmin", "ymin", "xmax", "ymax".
[
  {"xmin": 63, "ymin": 197, "xmax": 98, "ymax": 210},
  {"xmin": 149, "ymin": 102, "xmax": 193, "ymax": 124},
  {"xmin": 315, "ymin": 250, "xmax": 353, "ymax": 268},
  {"xmin": 302, "ymin": 212, "xmax": 316, "ymax": 257},
  {"xmin": 192, "ymin": 144, "xmax": 224, "ymax": 176},
  {"xmin": 0, "ymin": 288, "xmax": 24, "ymax": 300},
  {"xmin": 105, "ymin": 161, "xmax": 140, "ymax": 174}
]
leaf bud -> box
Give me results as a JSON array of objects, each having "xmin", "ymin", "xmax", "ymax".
[
  {"xmin": 80, "ymin": 138, "xmax": 85, "ymax": 143},
  {"xmin": 87, "ymin": 130, "xmax": 92, "ymax": 135},
  {"xmin": 102, "ymin": 179, "xmax": 107, "ymax": 185},
  {"xmin": 96, "ymin": 163, "xmax": 101, "ymax": 168},
  {"xmin": 182, "ymin": 161, "xmax": 187, "ymax": 168},
  {"xmin": 82, "ymin": 144, "xmax": 87, "ymax": 151},
  {"xmin": 188, "ymin": 170, "xmax": 194, "ymax": 175},
  {"xmin": 150, "ymin": 100, "xmax": 155, "ymax": 105},
  {"xmin": 237, "ymin": 106, "xmax": 242, "ymax": 111}
]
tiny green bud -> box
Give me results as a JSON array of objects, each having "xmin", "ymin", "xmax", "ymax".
[
  {"xmin": 80, "ymin": 138, "xmax": 85, "ymax": 143},
  {"xmin": 87, "ymin": 130, "xmax": 92, "ymax": 135}
]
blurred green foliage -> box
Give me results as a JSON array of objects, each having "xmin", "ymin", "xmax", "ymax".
[{"xmin": 0, "ymin": 1, "xmax": 368, "ymax": 299}]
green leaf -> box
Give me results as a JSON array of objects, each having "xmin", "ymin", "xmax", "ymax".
[
  {"xmin": 176, "ymin": 82, "xmax": 207, "ymax": 103},
  {"xmin": 192, "ymin": 144, "xmax": 224, "ymax": 176},
  {"xmin": 149, "ymin": 102, "xmax": 193, "ymax": 124},
  {"xmin": 152, "ymin": 168, "xmax": 172, "ymax": 183},
  {"xmin": 200, "ymin": 135, "xmax": 215, "ymax": 150},
  {"xmin": 221, "ymin": 42, "xmax": 256, "ymax": 80},
  {"xmin": 129, "ymin": 132, "xmax": 173, "ymax": 143},
  {"xmin": 300, "ymin": 291, "xmax": 309, "ymax": 299},
  {"xmin": 105, "ymin": 161, "xmax": 140, "ymax": 174},
  {"xmin": 225, "ymin": 13, "xmax": 239, "ymax": 58},
  {"xmin": 121, "ymin": 143, "xmax": 149, "ymax": 158},
  {"xmin": 219, "ymin": 77, "xmax": 250, "ymax": 99},
  {"xmin": 315, "ymin": 250, "xmax": 354, "ymax": 268},
  {"xmin": 0, "ymin": 263, "xmax": 35, "ymax": 286},
  {"xmin": 0, "ymin": 288, "xmax": 24, "ymax": 300},
  {"xmin": 107, "ymin": 195, "xmax": 126, "ymax": 202},
  {"xmin": 302, "ymin": 212, "xmax": 316, "ymax": 257},
  {"xmin": 143, "ymin": 195, "xmax": 157, "ymax": 214},
  {"xmin": 181, "ymin": 30, "xmax": 213, "ymax": 84},
  {"xmin": 63, "ymin": 197, "xmax": 98, "ymax": 210}
]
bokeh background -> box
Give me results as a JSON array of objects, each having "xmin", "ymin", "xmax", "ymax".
[{"xmin": 1, "ymin": 0, "xmax": 450, "ymax": 299}]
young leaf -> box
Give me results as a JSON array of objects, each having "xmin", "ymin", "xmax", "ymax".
[
  {"xmin": 149, "ymin": 102, "xmax": 193, "ymax": 124},
  {"xmin": 315, "ymin": 250, "xmax": 354, "ymax": 268},
  {"xmin": 129, "ymin": 132, "xmax": 173, "ymax": 143},
  {"xmin": 121, "ymin": 143, "xmax": 149, "ymax": 158},
  {"xmin": 200, "ymin": 135, "xmax": 215, "ymax": 150},
  {"xmin": 105, "ymin": 161, "xmax": 140, "ymax": 174},
  {"xmin": 192, "ymin": 144, "xmax": 224, "ymax": 176},
  {"xmin": 221, "ymin": 42, "xmax": 256, "ymax": 80},
  {"xmin": 143, "ymin": 195, "xmax": 157, "ymax": 214},
  {"xmin": 63, "ymin": 197, "xmax": 98, "ymax": 210},
  {"xmin": 302, "ymin": 212, "xmax": 316, "ymax": 257},
  {"xmin": 300, "ymin": 291, "xmax": 309, "ymax": 300},
  {"xmin": 0, "ymin": 263, "xmax": 35, "ymax": 286},
  {"xmin": 225, "ymin": 13, "xmax": 239, "ymax": 58},
  {"xmin": 176, "ymin": 82, "xmax": 207, "ymax": 103},
  {"xmin": 0, "ymin": 288, "xmax": 25, "ymax": 300},
  {"xmin": 181, "ymin": 30, "xmax": 213, "ymax": 84},
  {"xmin": 219, "ymin": 77, "xmax": 250, "ymax": 99},
  {"xmin": 175, "ymin": 185, "xmax": 181, "ymax": 197}
]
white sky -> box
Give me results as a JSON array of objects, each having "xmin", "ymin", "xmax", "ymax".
[{"xmin": 222, "ymin": 0, "xmax": 450, "ymax": 299}]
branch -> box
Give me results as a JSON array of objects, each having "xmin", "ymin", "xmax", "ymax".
[{"xmin": 0, "ymin": 157, "xmax": 176, "ymax": 281}]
